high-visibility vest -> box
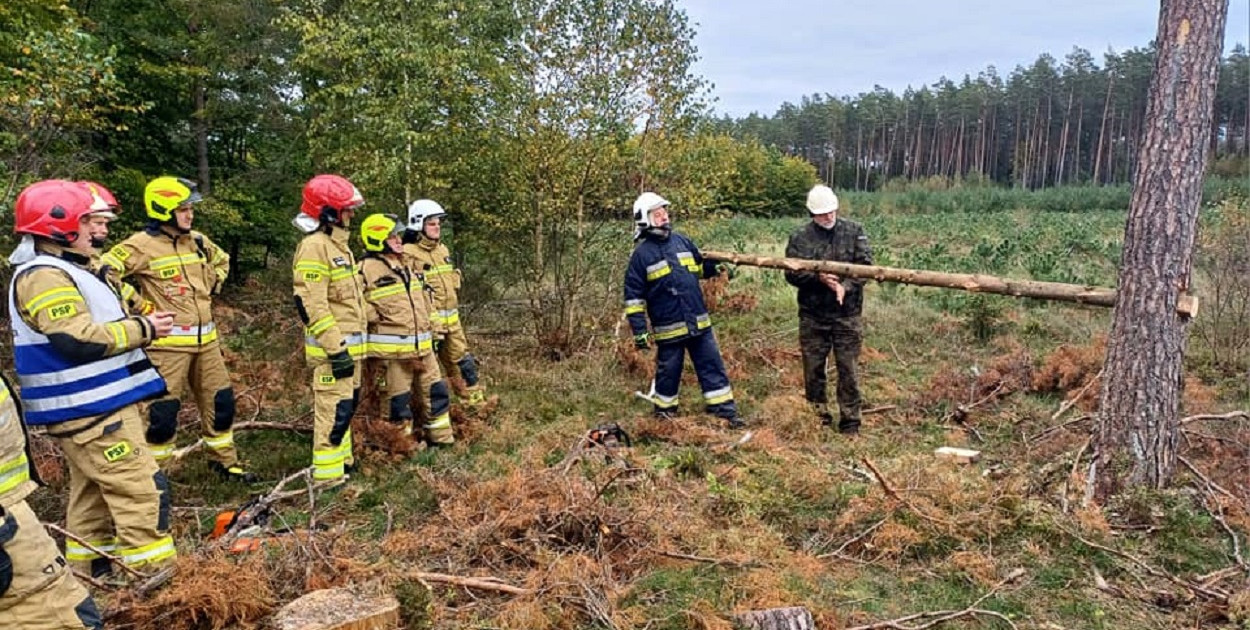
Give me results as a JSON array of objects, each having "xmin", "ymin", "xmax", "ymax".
[{"xmin": 8, "ymin": 255, "xmax": 166, "ymax": 425}]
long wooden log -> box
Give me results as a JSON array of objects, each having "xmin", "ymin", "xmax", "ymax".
[{"xmin": 703, "ymin": 251, "xmax": 1198, "ymax": 317}]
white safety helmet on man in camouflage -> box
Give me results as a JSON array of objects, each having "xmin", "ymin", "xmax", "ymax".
[
  {"xmin": 632, "ymin": 192, "xmax": 670, "ymax": 240},
  {"xmin": 407, "ymin": 199, "xmax": 447, "ymax": 236},
  {"xmin": 806, "ymin": 185, "xmax": 839, "ymax": 215}
]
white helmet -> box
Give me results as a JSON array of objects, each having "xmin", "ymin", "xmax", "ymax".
[
  {"xmin": 632, "ymin": 192, "xmax": 670, "ymax": 240},
  {"xmin": 407, "ymin": 198, "xmax": 447, "ymax": 233},
  {"xmin": 806, "ymin": 185, "xmax": 838, "ymax": 215}
]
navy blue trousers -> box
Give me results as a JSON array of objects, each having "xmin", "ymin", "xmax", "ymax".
[{"xmin": 652, "ymin": 331, "xmax": 736, "ymax": 420}]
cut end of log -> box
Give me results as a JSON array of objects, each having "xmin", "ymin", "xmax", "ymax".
[
  {"xmin": 273, "ymin": 587, "xmax": 400, "ymax": 630},
  {"xmin": 1179, "ymin": 294, "xmax": 1198, "ymax": 318},
  {"xmin": 935, "ymin": 446, "xmax": 981, "ymax": 464},
  {"xmin": 733, "ymin": 606, "xmax": 816, "ymax": 630}
]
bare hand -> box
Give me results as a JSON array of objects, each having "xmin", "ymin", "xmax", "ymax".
[
  {"xmin": 819, "ymin": 273, "xmax": 845, "ymax": 304},
  {"xmin": 146, "ymin": 311, "xmax": 175, "ymax": 338}
]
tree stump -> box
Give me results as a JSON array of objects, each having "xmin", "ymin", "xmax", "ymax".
[
  {"xmin": 733, "ymin": 606, "xmax": 816, "ymax": 630},
  {"xmin": 272, "ymin": 587, "xmax": 400, "ymax": 630}
]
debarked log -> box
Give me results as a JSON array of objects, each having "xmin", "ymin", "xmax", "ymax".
[{"xmin": 703, "ymin": 251, "xmax": 1198, "ymax": 317}]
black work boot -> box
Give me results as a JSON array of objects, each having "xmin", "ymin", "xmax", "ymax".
[
  {"xmin": 838, "ymin": 417, "xmax": 861, "ymax": 435},
  {"xmin": 725, "ymin": 416, "xmax": 746, "ymax": 430},
  {"xmin": 209, "ymin": 461, "xmax": 259, "ymax": 483}
]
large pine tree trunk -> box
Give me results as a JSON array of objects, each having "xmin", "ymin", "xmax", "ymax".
[{"xmin": 1092, "ymin": 0, "xmax": 1228, "ymax": 499}]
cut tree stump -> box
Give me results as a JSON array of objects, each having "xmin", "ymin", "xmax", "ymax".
[
  {"xmin": 935, "ymin": 446, "xmax": 982, "ymax": 464},
  {"xmin": 272, "ymin": 587, "xmax": 400, "ymax": 630},
  {"xmin": 733, "ymin": 606, "xmax": 816, "ymax": 630}
]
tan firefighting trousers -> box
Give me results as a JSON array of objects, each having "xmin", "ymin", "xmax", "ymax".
[
  {"xmin": 52, "ymin": 406, "xmax": 175, "ymax": 574},
  {"xmin": 145, "ymin": 347, "xmax": 237, "ymax": 466},
  {"xmin": 0, "ymin": 501, "xmax": 101, "ymax": 629},
  {"xmin": 311, "ymin": 359, "xmax": 360, "ymax": 481},
  {"xmin": 377, "ymin": 354, "xmax": 453, "ymax": 445},
  {"xmin": 436, "ymin": 327, "xmax": 485, "ymax": 404}
]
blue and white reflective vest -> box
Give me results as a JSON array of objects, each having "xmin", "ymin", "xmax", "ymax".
[{"xmin": 7, "ymin": 255, "xmax": 167, "ymax": 425}]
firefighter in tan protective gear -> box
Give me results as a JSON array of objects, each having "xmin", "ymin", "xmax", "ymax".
[
  {"xmin": 0, "ymin": 373, "xmax": 104, "ymax": 629},
  {"xmin": 101, "ymin": 176, "xmax": 255, "ymax": 481},
  {"xmin": 6, "ymin": 180, "xmax": 177, "ymax": 580},
  {"xmin": 358, "ymin": 214, "xmax": 454, "ymax": 446},
  {"xmin": 403, "ymin": 199, "xmax": 489, "ymax": 407},
  {"xmin": 293, "ymin": 175, "xmax": 367, "ymax": 481}
]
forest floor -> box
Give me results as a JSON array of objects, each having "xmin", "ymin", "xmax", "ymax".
[{"xmin": 26, "ymin": 208, "xmax": 1250, "ymax": 629}]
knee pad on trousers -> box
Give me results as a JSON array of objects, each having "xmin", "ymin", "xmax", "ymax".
[
  {"xmin": 429, "ymin": 379, "xmax": 450, "ymax": 417},
  {"xmin": 0, "ymin": 512, "xmax": 14, "ymax": 596},
  {"xmin": 213, "ymin": 387, "xmax": 236, "ymax": 432},
  {"xmin": 456, "ymin": 354, "xmax": 479, "ymax": 387},
  {"xmin": 389, "ymin": 392, "xmax": 414, "ymax": 421},
  {"xmin": 146, "ymin": 399, "xmax": 181, "ymax": 444},
  {"xmin": 351, "ymin": 387, "xmax": 361, "ymax": 413},
  {"xmin": 329, "ymin": 399, "xmax": 353, "ymax": 446},
  {"xmin": 76, "ymin": 596, "xmax": 104, "ymax": 630},
  {"xmin": 90, "ymin": 557, "xmax": 112, "ymax": 578},
  {"xmin": 153, "ymin": 470, "xmax": 171, "ymax": 532}
]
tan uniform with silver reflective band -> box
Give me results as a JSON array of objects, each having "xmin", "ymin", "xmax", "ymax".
[
  {"xmin": 403, "ymin": 239, "xmax": 483, "ymax": 403},
  {"xmin": 293, "ymin": 226, "xmax": 365, "ymax": 480},
  {"xmin": 0, "ymin": 378, "xmax": 102, "ymax": 629},
  {"xmin": 12, "ymin": 244, "xmax": 175, "ymax": 575},
  {"xmin": 102, "ymin": 227, "xmax": 238, "ymax": 465},
  {"xmin": 359, "ymin": 254, "xmax": 452, "ymax": 444}
]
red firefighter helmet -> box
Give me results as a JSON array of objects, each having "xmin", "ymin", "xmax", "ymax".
[
  {"xmin": 14, "ymin": 179, "xmax": 99, "ymax": 243},
  {"xmin": 300, "ymin": 174, "xmax": 364, "ymax": 221},
  {"xmin": 77, "ymin": 180, "xmax": 120, "ymax": 218}
]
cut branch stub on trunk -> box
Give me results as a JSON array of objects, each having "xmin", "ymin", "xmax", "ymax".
[{"xmin": 702, "ymin": 251, "xmax": 1198, "ymax": 317}]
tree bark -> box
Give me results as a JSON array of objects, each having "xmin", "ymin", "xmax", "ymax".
[
  {"xmin": 733, "ymin": 607, "xmax": 815, "ymax": 630},
  {"xmin": 1092, "ymin": 0, "xmax": 1227, "ymax": 499},
  {"xmin": 701, "ymin": 251, "xmax": 1197, "ymax": 316}
]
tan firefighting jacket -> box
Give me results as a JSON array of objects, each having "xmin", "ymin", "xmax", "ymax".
[
  {"xmin": 359, "ymin": 253, "xmax": 434, "ymax": 359},
  {"xmin": 403, "ymin": 238, "xmax": 461, "ymax": 334},
  {"xmin": 293, "ymin": 226, "xmax": 366, "ymax": 363},
  {"xmin": 0, "ymin": 376, "xmax": 37, "ymax": 508},
  {"xmin": 102, "ymin": 226, "xmax": 229, "ymax": 350},
  {"xmin": 15, "ymin": 243, "xmax": 159, "ymax": 359}
]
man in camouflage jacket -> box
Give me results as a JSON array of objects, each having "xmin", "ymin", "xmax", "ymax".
[{"xmin": 784, "ymin": 185, "xmax": 872, "ymax": 434}]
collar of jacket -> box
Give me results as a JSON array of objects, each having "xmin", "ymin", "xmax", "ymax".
[
  {"xmin": 416, "ymin": 235, "xmax": 440, "ymax": 251},
  {"xmin": 146, "ymin": 222, "xmax": 194, "ymax": 241},
  {"xmin": 33, "ymin": 240, "xmax": 91, "ymax": 267},
  {"xmin": 325, "ymin": 223, "xmax": 350, "ymax": 245}
]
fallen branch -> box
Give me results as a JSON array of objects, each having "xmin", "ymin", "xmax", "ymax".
[
  {"xmin": 407, "ymin": 571, "xmax": 532, "ymax": 596},
  {"xmin": 845, "ymin": 568, "xmax": 1025, "ymax": 630},
  {"xmin": 43, "ymin": 522, "xmax": 149, "ymax": 581},
  {"xmin": 1181, "ymin": 410, "xmax": 1249, "ymax": 425},
  {"xmin": 1028, "ymin": 414, "xmax": 1092, "ymax": 444},
  {"xmin": 1051, "ymin": 370, "xmax": 1103, "ymax": 422},
  {"xmin": 71, "ymin": 568, "xmax": 116, "ymax": 592},
  {"xmin": 863, "ymin": 405, "xmax": 897, "ymax": 415},
  {"xmin": 818, "ymin": 518, "xmax": 886, "ymax": 560},
  {"xmin": 171, "ymin": 421, "xmax": 313, "ymax": 462},
  {"xmin": 1178, "ymin": 456, "xmax": 1239, "ymax": 502},
  {"xmin": 860, "ymin": 457, "xmax": 954, "ymax": 529},
  {"xmin": 658, "ymin": 549, "xmax": 763, "ymax": 569},
  {"xmin": 1061, "ymin": 526, "xmax": 1229, "ymax": 603}
]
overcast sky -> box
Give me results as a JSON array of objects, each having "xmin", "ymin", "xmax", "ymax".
[{"xmin": 680, "ymin": 0, "xmax": 1250, "ymax": 118}]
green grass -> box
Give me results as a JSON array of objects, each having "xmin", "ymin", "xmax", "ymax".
[{"xmin": 71, "ymin": 194, "xmax": 1249, "ymax": 629}]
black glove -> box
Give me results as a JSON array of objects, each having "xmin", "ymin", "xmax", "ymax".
[
  {"xmin": 328, "ymin": 350, "xmax": 355, "ymax": 380},
  {"xmin": 0, "ymin": 510, "xmax": 16, "ymax": 596},
  {"xmin": 716, "ymin": 263, "xmax": 737, "ymax": 280},
  {"xmin": 634, "ymin": 333, "xmax": 650, "ymax": 350},
  {"xmin": 432, "ymin": 336, "xmax": 444, "ymax": 354}
]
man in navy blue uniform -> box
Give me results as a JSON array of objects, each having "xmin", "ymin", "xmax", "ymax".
[{"xmin": 623, "ymin": 192, "xmax": 742, "ymax": 428}]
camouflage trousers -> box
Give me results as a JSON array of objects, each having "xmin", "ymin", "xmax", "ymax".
[{"xmin": 799, "ymin": 316, "xmax": 862, "ymax": 432}]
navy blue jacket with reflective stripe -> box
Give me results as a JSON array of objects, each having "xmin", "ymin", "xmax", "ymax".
[{"xmin": 623, "ymin": 230, "xmax": 720, "ymax": 344}]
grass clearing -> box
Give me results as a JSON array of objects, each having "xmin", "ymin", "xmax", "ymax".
[{"xmin": 28, "ymin": 199, "xmax": 1248, "ymax": 628}]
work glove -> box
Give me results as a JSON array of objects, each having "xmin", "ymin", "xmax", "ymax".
[
  {"xmin": 0, "ymin": 509, "xmax": 16, "ymax": 596},
  {"xmin": 432, "ymin": 336, "xmax": 444, "ymax": 354},
  {"xmin": 328, "ymin": 350, "xmax": 355, "ymax": 380},
  {"xmin": 633, "ymin": 333, "xmax": 651, "ymax": 351},
  {"xmin": 716, "ymin": 263, "xmax": 737, "ymax": 280}
]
